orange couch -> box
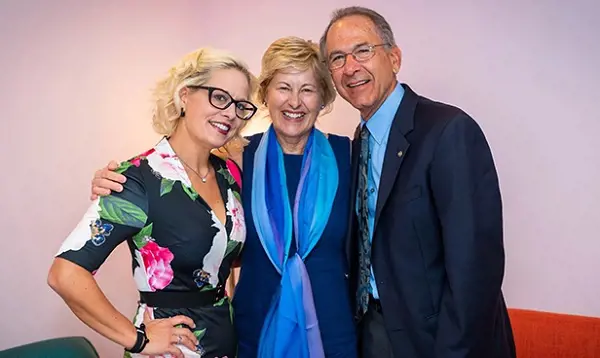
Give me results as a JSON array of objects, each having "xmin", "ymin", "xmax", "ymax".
[{"xmin": 508, "ymin": 308, "xmax": 600, "ymax": 358}]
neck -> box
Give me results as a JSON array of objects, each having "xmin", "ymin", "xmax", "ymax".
[
  {"xmin": 168, "ymin": 127, "xmax": 211, "ymax": 175},
  {"xmin": 276, "ymin": 131, "xmax": 310, "ymax": 155},
  {"xmin": 361, "ymin": 81, "xmax": 398, "ymax": 121}
]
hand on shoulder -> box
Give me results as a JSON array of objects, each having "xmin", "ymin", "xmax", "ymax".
[
  {"xmin": 90, "ymin": 160, "xmax": 126, "ymax": 200},
  {"xmin": 212, "ymin": 142, "xmax": 244, "ymax": 167}
]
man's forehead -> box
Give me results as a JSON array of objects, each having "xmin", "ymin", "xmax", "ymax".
[{"xmin": 326, "ymin": 16, "xmax": 380, "ymax": 50}]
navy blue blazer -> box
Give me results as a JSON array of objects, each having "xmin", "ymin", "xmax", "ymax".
[{"xmin": 347, "ymin": 84, "xmax": 516, "ymax": 358}]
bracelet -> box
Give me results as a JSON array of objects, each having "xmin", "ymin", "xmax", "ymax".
[{"xmin": 126, "ymin": 323, "xmax": 150, "ymax": 353}]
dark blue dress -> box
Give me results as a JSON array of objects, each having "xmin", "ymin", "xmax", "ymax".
[{"xmin": 232, "ymin": 133, "xmax": 357, "ymax": 358}]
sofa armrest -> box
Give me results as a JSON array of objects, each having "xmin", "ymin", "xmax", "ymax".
[{"xmin": 0, "ymin": 336, "xmax": 99, "ymax": 358}]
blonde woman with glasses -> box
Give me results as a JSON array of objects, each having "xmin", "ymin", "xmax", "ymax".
[{"xmin": 48, "ymin": 47, "xmax": 257, "ymax": 358}]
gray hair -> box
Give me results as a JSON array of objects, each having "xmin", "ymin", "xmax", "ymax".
[{"xmin": 319, "ymin": 6, "xmax": 397, "ymax": 59}]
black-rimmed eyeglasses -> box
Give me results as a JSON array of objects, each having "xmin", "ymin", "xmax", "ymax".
[
  {"xmin": 327, "ymin": 43, "xmax": 389, "ymax": 70},
  {"xmin": 188, "ymin": 85, "xmax": 257, "ymax": 120}
]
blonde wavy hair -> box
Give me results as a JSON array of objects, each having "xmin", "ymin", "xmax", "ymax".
[
  {"xmin": 257, "ymin": 36, "xmax": 336, "ymax": 114},
  {"xmin": 151, "ymin": 47, "xmax": 257, "ymax": 147}
]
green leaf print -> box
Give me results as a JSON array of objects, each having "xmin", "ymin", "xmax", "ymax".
[
  {"xmin": 233, "ymin": 190, "xmax": 242, "ymax": 203},
  {"xmin": 194, "ymin": 328, "xmax": 206, "ymax": 341},
  {"xmin": 224, "ymin": 240, "xmax": 240, "ymax": 258},
  {"xmin": 115, "ymin": 161, "xmax": 133, "ymax": 174},
  {"xmin": 160, "ymin": 178, "xmax": 175, "ymax": 196},
  {"xmin": 99, "ymin": 196, "xmax": 147, "ymax": 228},
  {"xmin": 229, "ymin": 300, "xmax": 234, "ymax": 324},
  {"xmin": 217, "ymin": 167, "xmax": 236, "ymax": 186},
  {"xmin": 214, "ymin": 297, "xmax": 227, "ymax": 307},
  {"xmin": 182, "ymin": 184, "xmax": 199, "ymax": 201},
  {"xmin": 132, "ymin": 223, "xmax": 153, "ymax": 249},
  {"xmin": 123, "ymin": 351, "xmax": 133, "ymax": 358},
  {"xmin": 200, "ymin": 285, "xmax": 213, "ymax": 292}
]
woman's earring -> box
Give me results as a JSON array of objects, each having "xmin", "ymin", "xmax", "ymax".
[{"xmin": 180, "ymin": 106, "xmax": 186, "ymax": 117}]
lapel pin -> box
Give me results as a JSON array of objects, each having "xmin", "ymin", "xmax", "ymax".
[{"xmin": 397, "ymin": 151, "xmax": 403, "ymax": 157}]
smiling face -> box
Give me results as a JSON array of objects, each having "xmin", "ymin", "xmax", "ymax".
[
  {"xmin": 179, "ymin": 68, "xmax": 252, "ymax": 149},
  {"xmin": 325, "ymin": 15, "xmax": 401, "ymax": 120},
  {"xmin": 265, "ymin": 68, "xmax": 322, "ymax": 142}
]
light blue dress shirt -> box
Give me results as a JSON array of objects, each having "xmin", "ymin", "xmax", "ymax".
[{"xmin": 357, "ymin": 82, "xmax": 404, "ymax": 299}]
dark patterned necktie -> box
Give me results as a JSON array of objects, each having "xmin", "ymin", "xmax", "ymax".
[{"xmin": 356, "ymin": 125, "xmax": 372, "ymax": 315}]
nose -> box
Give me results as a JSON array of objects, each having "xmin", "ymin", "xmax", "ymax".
[
  {"xmin": 288, "ymin": 90, "xmax": 301, "ymax": 109},
  {"xmin": 342, "ymin": 54, "xmax": 361, "ymax": 76},
  {"xmin": 222, "ymin": 103, "xmax": 236, "ymax": 120}
]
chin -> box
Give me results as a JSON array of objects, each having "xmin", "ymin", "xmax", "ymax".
[
  {"xmin": 194, "ymin": 134, "xmax": 228, "ymax": 150},
  {"xmin": 354, "ymin": 99, "xmax": 378, "ymax": 113},
  {"xmin": 209, "ymin": 137, "xmax": 230, "ymax": 149},
  {"xmin": 279, "ymin": 124, "xmax": 309, "ymax": 139}
]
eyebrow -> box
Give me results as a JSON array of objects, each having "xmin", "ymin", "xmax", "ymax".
[
  {"xmin": 226, "ymin": 92, "xmax": 250, "ymax": 102},
  {"xmin": 275, "ymin": 81, "xmax": 317, "ymax": 88}
]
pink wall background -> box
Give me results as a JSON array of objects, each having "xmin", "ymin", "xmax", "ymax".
[{"xmin": 1, "ymin": 1, "xmax": 598, "ymax": 356}]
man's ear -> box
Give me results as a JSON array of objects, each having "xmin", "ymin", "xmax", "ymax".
[{"xmin": 390, "ymin": 46, "xmax": 402, "ymax": 73}]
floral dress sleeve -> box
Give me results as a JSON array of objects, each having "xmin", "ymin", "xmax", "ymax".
[{"xmin": 56, "ymin": 165, "xmax": 148, "ymax": 273}]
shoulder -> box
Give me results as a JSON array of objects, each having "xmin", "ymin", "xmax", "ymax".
[
  {"xmin": 239, "ymin": 132, "xmax": 265, "ymax": 163},
  {"xmin": 244, "ymin": 133, "xmax": 264, "ymax": 148},
  {"xmin": 418, "ymin": 98, "xmax": 482, "ymax": 138},
  {"xmin": 321, "ymin": 133, "xmax": 351, "ymax": 170},
  {"xmin": 116, "ymin": 149, "xmax": 155, "ymax": 182},
  {"xmin": 410, "ymin": 94, "xmax": 490, "ymax": 156},
  {"xmin": 412, "ymin": 88, "xmax": 474, "ymax": 129},
  {"xmin": 92, "ymin": 151, "xmax": 151, "ymax": 217},
  {"xmin": 325, "ymin": 133, "xmax": 351, "ymax": 156},
  {"xmin": 400, "ymin": 87, "xmax": 482, "ymax": 148},
  {"xmin": 210, "ymin": 154, "xmax": 243, "ymax": 191},
  {"xmin": 111, "ymin": 150, "xmax": 156, "ymax": 197},
  {"xmin": 324, "ymin": 133, "xmax": 351, "ymax": 150},
  {"xmin": 212, "ymin": 146, "xmax": 243, "ymax": 167}
]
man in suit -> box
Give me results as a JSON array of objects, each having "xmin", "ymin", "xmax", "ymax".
[{"xmin": 319, "ymin": 6, "xmax": 516, "ymax": 358}]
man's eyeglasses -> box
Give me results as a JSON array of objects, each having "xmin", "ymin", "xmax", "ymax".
[
  {"xmin": 188, "ymin": 85, "xmax": 257, "ymax": 120},
  {"xmin": 327, "ymin": 43, "xmax": 389, "ymax": 70}
]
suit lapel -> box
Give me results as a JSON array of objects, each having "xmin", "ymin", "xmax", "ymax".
[{"xmin": 374, "ymin": 84, "xmax": 418, "ymax": 231}]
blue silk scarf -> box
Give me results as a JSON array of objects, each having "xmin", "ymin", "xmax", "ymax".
[{"xmin": 252, "ymin": 125, "xmax": 339, "ymax": 358}]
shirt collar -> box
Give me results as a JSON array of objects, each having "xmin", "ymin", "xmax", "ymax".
[{"xmin": 361, "ymin": 82, "xmax": 405, "ymax": 145}]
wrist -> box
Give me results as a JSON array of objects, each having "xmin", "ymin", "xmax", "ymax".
[
  {"xmin": 122, "ymin": 324, "xmax": 137, "ymax": 350},
  {"xmin": 122, "ymin": 324, "xmax": 140, "ymax": 351},
  {"xmin": 125, "ymin": 323, "xmax": 150, "ymax": 353}
]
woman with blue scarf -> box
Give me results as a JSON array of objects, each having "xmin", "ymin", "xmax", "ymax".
[
  {"xmin": 89, "ymin": 36, "xmax": 357, "ymax": 358},
  {"xmin": 231, "ymin": 37, "xmax": 357, "ymax": 358}
]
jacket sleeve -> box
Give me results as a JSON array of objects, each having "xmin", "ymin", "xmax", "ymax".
[{"xmin": 430, "ymin": 113, "xmax": 506, "ymax": 357}]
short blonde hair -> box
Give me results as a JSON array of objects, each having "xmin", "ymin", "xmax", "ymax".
[
  {"xmin": 151, "ymin": 47, "xmax": 257, "ymax": 142},
  {"xmin": 257, "ymin": 36, "xmax": 336, "ymax": 113}
]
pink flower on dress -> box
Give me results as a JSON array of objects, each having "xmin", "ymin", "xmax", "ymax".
[
  {"xmin": 131, "ymin": 148, "xmax": 156, "ymax": 167},
  {"xmin": 226, "ymin": 189, "xmax": 246, "ymax": 244},
  {"xmin": 226, "ymin": 159, "xmax": 242, "ymax": 188},
  {"xmin": 230, "ymin": 206, "xmax": 243, "ymax": 233},
  {"xmin": 160, "ymin": 152, "xmax": 176, "ymax": 159},
  {"xmin": 139, "ymin": 241, "xmax": 174, "ymax": 291}
]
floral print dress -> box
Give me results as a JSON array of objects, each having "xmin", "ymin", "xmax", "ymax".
[{"xmin": 55, "ymin": 138, "xmax": 245, "ymax": 358}]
